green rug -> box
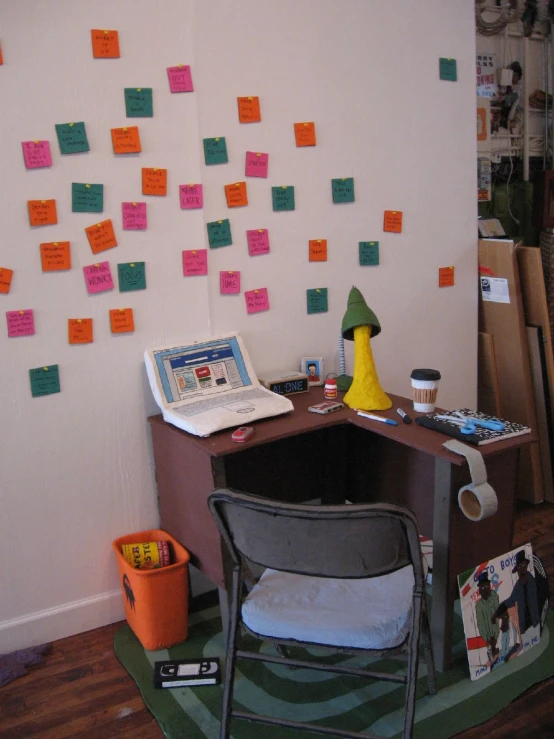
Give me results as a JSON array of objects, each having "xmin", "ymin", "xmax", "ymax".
[{"xmin": 114, "ymin": 601, "xmax": 554, "ymax": 739}]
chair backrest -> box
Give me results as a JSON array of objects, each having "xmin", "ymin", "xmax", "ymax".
[{"xmin": 208, "ymin": 488, "xmax": 425, "ymax": 583}]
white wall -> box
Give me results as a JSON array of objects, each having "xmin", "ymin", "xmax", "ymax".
[{"xmin": 0, "ymin": 0, "xmax": 477, "ymax": 651}]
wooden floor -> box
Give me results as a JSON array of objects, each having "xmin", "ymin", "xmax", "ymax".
[{"xmin": 2, "ymin": 501, "xmax": 554, "ymax": 739}]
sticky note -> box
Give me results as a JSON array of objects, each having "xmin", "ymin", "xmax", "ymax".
[
  {"xmin": 332, "ymin": 177, "xmax": 355, "ymax": 204},
  {"xmin": 122, "ymin": 202, "xmax": 147, "ymax": 230},
  {"xmin": 294, "ymin": 122, "xmax": 316, "ymax": 147},
  {"xmin": 85, "ymin": 219, "xmax": 117, "ymax": 254},
  {"xmin": 245, "ymin": 151, "xmax": 268, "ymax": 178},
  {"xmin": 307, "ymin": 288, "xmax": 328, "ymax": 314},
  {"xmin": 182, "ymin": 249, "xmax": 208, "ymax": 276},
  {"xmin": 439, "ymin": 266, "xmax": 455, "ymax": 287},
  {"xmin": 28, "ymin": 200, "xmax": 57, "ymax": 227},
  {"xmin": 167, "ymin": 65, "xmax": 194, "ymax": 93},
  {"xmin": 203, "ymin": 137, "xmax": 228, "ymax": 165},
  {"xmin": 124, "ymin": 88, "xmax": 153, "ymax": 117},
  {"xmin": 118, "ymin": 261, "xmax": 146, "ymax": 292},
  {"xmin": 225, "ymin": 182, "xmax": 248, "ymax": 208},
  {"xmin": 83, "ymin": 261, "xmax": 113, "ymax": 293},
  {"xmin": 6, "ymin": 309, "xmax": 35, "ymax": 337},
  {"xmin": 110, "ymin": 308, "xmax": 134, "ymax": 333},
  {"xmin": 91, "ymin": 29, "xmax": 120, "ymax": 58},
  {"xmin": 207, "ymin": 219, "xmax": 232, "ymax": 249},
  {"xmin": 384, "ymin": 210, "xmax": 403, "ymax": 233},
  {"xmin": 439, "ymin": 57, "xmax": 457, "ymax": 81},
  {"xmin": 0, "ymin": 267, "xmax": 14, "ymax": 294},
  {"xmin": 0, "ymin": 42, "xmax": 3, "ymax": 65},
  {"xmin": 247, "ymin": 229, "xmax": 270, "ymax": 256},
  {"xmin": 55, "ymin": 122, "xmax": 89, "ymax": 154},
  {"xmin": 220, "ymin": 271, "xmax": 241, "ymax": 294},
  {"xmin": 309, "ymin": 239, "xmax": 327, "ymax": 262},
  {"xmin": 245, "ymin": 288, "xmax": 269, "ymax": 314},
  {"xmin": 179, "ymin": 184, "xmax": 203, "ymax": 209},
  {"xmin": 40, "ymin": 241, "xmax": 71, "ymax": 271},
  {"xmin": 272, "ymin": 186, "xmax": 295, "ymax": 212},
  {"xmin": 142, "ymin": 168, "xmax": 167, "ymax": 196},
  {"xmin": 29, "ymin": 365, "xmax": 60, "ymax": 397},
  {"xmin": 237, "ymin": 96, "xmax": 261, "ymax": 123},
  {"xmin": 359, "ymin": 241, "xmax": 379, "ymax": 266},
  {"xmin": 111, "ymin": 126, "xmax": 141, "ymax": 154},
  {"xmin": 22, "ymin": 141, "xmax": 52, "ymax": 169},
  {"xmin": 72, "ymin": 183, "xmax": 104, "ymax": 213},
  {"xmin": 68, "ymin": 318, "xmax": 93, "ymax": 344}
]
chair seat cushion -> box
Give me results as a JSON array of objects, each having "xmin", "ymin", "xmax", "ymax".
[{"xmin": 241, "ymin": 566, "xmax": 415, "ymax": 650}]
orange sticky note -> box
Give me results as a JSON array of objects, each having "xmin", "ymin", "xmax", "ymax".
[
  {"xmin": 439, "ymin": 266, "xmax": 455, "ymax": 287},
  {"xmin": 91, "ymin": 29, "xmax": 120, "ymax": 58},
  {"xmin": 142, "ymin": 167, "xmax": 167, "ymax": 196},
  {"xmin": 237, "ymin": 96, "xmax": 261, "ymax": 123},
  {"xmin": 68, "ymin": 318, "xmax": 93, "ymax": 344},
  {"xmin": 309, "ymin": 239, "xmax": 328, "ymax": 262},
  {"xmin": 0, "ymin": 267, "xmax": 13, "ymax": 294},
  {"xmin": 294, "ymin": 122, "xmax": 316, "ymax": 147},
  {"xmin": 85, "ymin": 220, "xmax": 118, "ymax": 254},
  {"xmin": 40, "ymin": 241, "xmax": 71, "ymax": 271},
  {"xmin": 110, "ymin": 308, "xmax": 134, "ymax": 333},
  {"xmin": 225, "ymin": 181, "xmax": 248, "ymax": 208},
  {"xmin": 111, "ymin": 126, "xmax": 141, "ymax": 154},
  {"xmin": 27, "ymin": 200, "xmax": 57, "ymax": 227},
  {"xmin": 383, "ymin": 210, "xmax": 403, "ymax": 233},
  {"xmin": 0, "ymin": 42, "xmax": 4, "ymax": 65}
]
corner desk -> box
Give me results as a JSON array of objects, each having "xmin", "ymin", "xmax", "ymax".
[{"xmin": 148, "ymin": 389, "xmax": 533, "ymax": 671}]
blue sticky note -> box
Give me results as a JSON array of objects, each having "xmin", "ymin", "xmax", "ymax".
[
  {"xmin": 203, "ymin": 137, "xmax": 228, "ymax": 165},
  {"xmin": 72, "ymin": 183, "xmax": 104, "ymax": 213},
  {"xmin": 118, "ymin": 262, "xmax": 146, "ymax": 292},
  {"xmin": 124, "ymin": 88, "xmax": 154, "ymax": 117},
  {"xmin": 307, "ymin": 288, "xmax": 328, "ymax": 314},
  {"xmin": 272, "ymin": 186, "xmax": 295, "ymax": 211},
  {"xmin": 439, "ymin": 58, "xmax": 457, "ymax": 81},
  {"xmin": 29, "ymin": 365, "xmax": 60, "ymax": 397},
  {"xmin": 207, "ymin": 219, "xmax": 232, "ymax": 248},
  {"xmin": 332, "ymin": 178, "xmax": 355, "ymax": 204},
  {"xmin": 359, "ymin": 241, "xmax": 379, "ymax": 266},
  {"xmin": 55, "ymin": 122, "xmax": 90, "ymax": 154}
]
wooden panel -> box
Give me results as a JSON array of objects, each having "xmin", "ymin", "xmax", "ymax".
[
  {"xmin": 478, "ymin": 331, "xmax": 502, "ymax": 416},
  {"xmin": 526, "ymin": 326, "xmax": 554, "ymax": 501}
]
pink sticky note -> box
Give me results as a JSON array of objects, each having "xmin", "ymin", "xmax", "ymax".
[
  {"xmin": 179, "ymin": 184, "xmax": 203, "ymax": 209},
  {"xmin": 22, "ymin": 141, "xmax": 52, "ymax": 169},
  {"xmin": 245, "ymin": 288, "xmax": 269, "ymax": 314},
  {"xmin": 220, "ymin": 270, "xmax": 240, "ymax": 294},
  {"xmin": 6, "ymin": 309, "xmax": 35, "ymax": 337},
  {"xmin": 122, "ymin": 202, "xmax": 147, "ymax": 230},
  {"xmin": 245, "ymin": 151, "xmax": 268, "ymax": 178},
  {"xmin": 83, "ymin": 261, "xmax": 114, "ymax": 294},
  {"xmin": 167, "ymin": 65, "xmax": 194, "ymax": 93},
  {"xmin": 182, "ymin": 249, "xmax": 208, "ymax": 276},
  {"xmin": 247, "ymin": 229, "xmax": 270, "ymax": 256}
]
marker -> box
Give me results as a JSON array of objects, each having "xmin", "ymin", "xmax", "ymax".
[
  {"xmin": 397, "ymin": 408, "xmax": 412, "ymax": 424},
  {"xmin": 357, "ymin": 411, "xmax": 398, "ymax": 426}
]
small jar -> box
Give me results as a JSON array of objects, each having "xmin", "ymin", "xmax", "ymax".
[{"xmin": 324, "ymin": 375, "xmax": 338, "ymax": 400}]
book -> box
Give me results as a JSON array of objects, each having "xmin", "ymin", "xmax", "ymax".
[
  {"xmin": 415, "ymin": 408, "xmax": 531, "ymax": 446},
  {"xmin": 154, "ymin": 658, "xmax": 221, "ymax": 689}
]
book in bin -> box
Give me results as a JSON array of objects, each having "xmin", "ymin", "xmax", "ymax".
[{"xmin": 415, "ymin": 409, "xmax": 531, "ymax": 446}]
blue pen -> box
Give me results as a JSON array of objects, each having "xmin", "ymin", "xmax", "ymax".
[{"xmin": 357, "ymin": 411, "xmax": 398, "ymax": 426}]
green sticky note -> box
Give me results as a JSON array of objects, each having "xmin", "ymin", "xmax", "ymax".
[
  {"xmin": 203, "ymin": 137, "xmax": 228, "ymax": 165},
  {"xmin": 307, "ymin": 288, "xmax": 328, "ymax": 314},
  {"xmin": 29, "ymin": 365, "xmax": 60, "ymax": 397},
  {"xmin": 118, "ymin": 262, "xmax": 146, "ymax": 292},
  {"xmin": 72, "ymin": 183, "xmax": 104, "ymax": 213},
  {"xmin": 124, "ymin": 88, "xmax": 154, "ymax": 117},
  {"xmin": 359, "ymin": 241, "xmax": 379, "ymax": 266},
  {"xmin": 439, "ymin": 58, "xmax": 457, "ymax": 81},
  {"xmin": 272, "ymin": 186, "xmax": 295, "ymax": 211},
  {"xmin": 332, "ymin": 178, "xmax": 355, "ymax": 204},
  {"xmin": 207, "ymin": 219, "xmax": 232, "ymax": 248},
  {"xmin": 55, "ymin": 122, "xmax": 90, "ymax": 154}
]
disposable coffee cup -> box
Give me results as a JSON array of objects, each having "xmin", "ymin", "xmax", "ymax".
[{"xmin": 410, "ymin": 368, "xmax": 441, "ymax": 412}]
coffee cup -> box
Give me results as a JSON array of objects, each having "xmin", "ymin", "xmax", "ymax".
[{"xmin": 410, "ymin": 368, "xmax": 441, "ymax": 412}]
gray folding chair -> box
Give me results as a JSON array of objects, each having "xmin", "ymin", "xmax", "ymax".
[{"xmin": 208, "ymin": 488, "xmax": 436, "ymax": 739}]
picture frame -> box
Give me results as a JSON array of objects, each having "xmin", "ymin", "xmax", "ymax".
[{"xmin": 301, "ymin": 357, "xmax": 324, "ymax": 386}]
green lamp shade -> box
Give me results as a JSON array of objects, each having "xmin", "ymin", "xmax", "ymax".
[{"xmin": 341, "ymin": 286, "xmax": 381, "ymax": 341}]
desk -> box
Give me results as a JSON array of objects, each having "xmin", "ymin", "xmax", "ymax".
[{"xmin": 148, "ymin": 389, "xmax": 533, "ymax": 671}]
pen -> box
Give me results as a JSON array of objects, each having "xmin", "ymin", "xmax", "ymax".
[
  {"xmin": 396, "ymin": 408, "xmax": 412, "ymax": 424},
  {"xmin": 357, "ymin": 411, "xmax": 398, "ymax": 426}
]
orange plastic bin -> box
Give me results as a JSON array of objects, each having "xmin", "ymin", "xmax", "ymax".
[{"xmin": 113, "ymin": 529, "xmax": 190, "ymax": 650}]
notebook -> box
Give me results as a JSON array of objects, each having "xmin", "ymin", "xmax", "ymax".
[{"xmin": 415, "ymin": 409, "xmax": 531, "ymax": 446}]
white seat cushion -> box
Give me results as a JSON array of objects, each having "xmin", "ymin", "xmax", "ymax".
[{"xmin": 241, "ymin": 565, "xmax": 415, "ymax": 650}]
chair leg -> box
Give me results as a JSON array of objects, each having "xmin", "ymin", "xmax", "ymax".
[{"xmin": 220, "ymin": 576, "xmax": 241, "ymax": 739}]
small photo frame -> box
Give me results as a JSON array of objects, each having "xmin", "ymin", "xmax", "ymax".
[{"xmin": 301, "ymin": 357, "xmax": 324, "ymax": 386}]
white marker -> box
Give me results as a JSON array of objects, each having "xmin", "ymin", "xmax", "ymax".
[{"xmin": 357, "ymin": 411, "xmax": 398, "ymax": 426}]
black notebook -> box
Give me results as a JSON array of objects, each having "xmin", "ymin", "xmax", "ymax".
[
  {"xmin": 415, "ymin": 409, "xmax": 531, "ymax": 446},
  {"xmin": 154, "ymin": 658, "xmax": 221, "ymax": 689}
]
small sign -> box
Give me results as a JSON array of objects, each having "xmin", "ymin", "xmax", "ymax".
[
  {"xmin": 182, "ymin": 249, "xmax": 208, "ymax": 276},
  {"xmin": 111, "ymin": 126, "xmax": 141, "ymax": 154},
  {"xmin": 68, "ymin": 318, "xmax": 93, "ymax": 344},
  {"xmin": 332, "ymin": 177, "xmax": 355, "ymax": 204},
  {"xmin": 85, "ymin": 219, "xmax": 118, "ymax": 254},
  {"xmin": 22, "ymin": 141, "xmax": 52, "ymax": 169},
  {"xmin": 55, "ymin": 122, "xmax": 89, "ymax": 154},
  {"xmin": 272, "ymin": 186, "xmax": 295, "ymax": 212},
  {"xmin": 7, "ymin": 309, "xmax": 35, "ymax": 337},
  {"xmin": 439, "ymin": 57, "xmax": 457, "ymax": 82},
  {"xmin": 167, "ymin": 65, "xmax": 194, "ymax": 93},
  {"xmin": 220, "ymin": 270, "xmax": 240, "ymax": 294},
  {"xmin": 384, "ymin": 210, "xmax": 403, "ymax": 233},
  {"xmin": 28, "ymin": 200, "xmax": 57, "ymax": 227},
  {"xmin": 72, "ymin": 183, "xmax": 104, "ymax": 213},
  {"xmin": 225, "ymin": 181, "xmax": 248, "ymax": 208},
  {"xmin": 124, "ymin": 88, "xmax": 153, "ymax": 117},
  {"xmin": 309, "ymin": 239, "xmax": 327, "ymax": 262},
  {"xmin": 359, "ymin": 241, "xmax": 379, "ymax": 266},
  {"xmin": 307, "ymin": 288, "xmax": 328, "ymax": 314},
  {"xmin": 245, "ymin": 151, "xmax": 268, "ymax": 178},
  {"xmin": 237, "ymin": 96, "xmax": 261, "ymax": 123},
  {"xmin": 83, "ymin": 261, "xmax": 114, "ymax": 294},
  {"xmin": 40, "ymin": 241, "xmax": 71, "ymax": 271},
  {"xmin": 91, "ymin": 29, "xmax": 120, "ymax": 58},
  {"xmin": 29, "ymin": 365, "xmax": 60, "ymax": 397},
  {"xmin": 207, "ymin": 219, "xmax": 232, "ymax": 248},
  {"xmin": 142, "ymin": 168, "xmax": 167, "ymax": 196},
  {"xmin": 118, "ymin": 261, "xmax": 146, "ymax": 292},
  {"xmin": 0, "ymin": 267, "xmax": 13, "ymax": 294},
  {"xmin": 110, "ymin": 308, "xmax": 135, "ymax": 333},
  {"xmin": 294, "ymin": 121, "xmax": 316, "ymax": 147},
  {"xmin": 439, "ymin": 266, "xmax": 455, "ymax": 287},
  {"xmin": 247, "ymin": 229, "xmax": 270, "ymax": 256},
  {"xmin": 203, "ymin": 137, "xmax": 228, "ymax": 165},
  {"xmin": 122, "ymin": 202, "xmax": 147, "ymax": 230},
  {"xmin": 179, "ymin": 184, "xmax": 203, "ymax": 209},
  {"xmin": 480, "ymin": 276, "xmax": 510, "ymax": 304},
  {"xmin": 245, "ymin": 287, "xmax": 269, "ymax": 314}
]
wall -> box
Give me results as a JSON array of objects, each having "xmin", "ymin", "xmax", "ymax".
[{"xmin": 0, "ymin": 0, "xmax": 477, "ymax": 651}]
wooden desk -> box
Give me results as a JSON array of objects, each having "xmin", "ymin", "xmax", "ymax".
[{"xmin": 148, "ymin": 389, "xmax": 533, "ymax": 671}]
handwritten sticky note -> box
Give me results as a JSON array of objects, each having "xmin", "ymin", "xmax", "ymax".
[
  {"xmin": 272, "ymin": 186, "xmax": 295, "ymax": 212},
  {"xmin": 118, "ymin": 261, "xmax": 146, "ymax": 292},
  {"xmin": 332, "ymin": 177, "xmax": 355, "ymax": 204},
  {"xmin": 220, "ymin": 271, "xmax": 240, "ymax": 294},
  {"xmin": 179, "ymin": 184, "xmax": 203, "ymax": 209},
  {"xmin": 384, "ymin": 210, "xmax": 403, "ymax": 233},
  {"xmin": 439, "ymin": 57, "xmax": 457, "ymax": 81},
  {"xmin": 111, "ymin": 126, "xmax": 141, "ymax": 154},
  {"xmin": 83, "ymin": 261, "xmax": 113, "ymax": 293},
  {"xmin": 359, "ymin": 241, "xmax": 379, "ymax": 266},
  {"xmin": 29, "ymin": 365, "xmax": 60, "ymax": 397},
  {"xmin": 22, "ymin": 141, "xmax": 52, "ymax": 169},
  {"xmin": 167, "ymin": 65, "xmax": 194, "ymax": 92},
  {"xmin": 307, "ymin": 288, "xmax": 328, "ymax": 314},
  {"xmin": 7, "ymin": 309, "xmax": 35, "ymax": 337},
  {"xmin": 207, "ymin": 219, "xmax": 232, "ymax": 248},
  {"xmin": 237, "ymin": 96, "xmax": 261, "ymax": 123},
  {"xmin": 0, "ymin": 267, "xmax": 14, "ymax": 294},
  {"xmin": 110, "ymin": 308, "xmax": 134, "ymax": 333},
  {"xmin": 72, "ymin": 183, "xmax": 104, "ymax": 213},
  {"xmin": 294, "ymin": 122, "xmax": 316, "ymax": 147},
  {"xmin": 245, "ymin": 151, "xmax": 268, "ymax": 178},
  {"xmin": 439, "ymin": 266, "xmax": 455, "ymax": 287},
  {"xmin": 68, "ymin": 318, "xmax": 93, "ymax": 344},
  {"xmin": 247, "ymin": 229, "xmax": 270, "ymax": 256},
  {"xmin": 245, "ymin": 288, "xmax": 269, "ymax": 314},
  {"xmin": 91, "ymin": 29, "xmax": 120, "ymax": 58},
  {"xmin": 182, "ymin": 249, "xmax": 208, "ymax": 276},
  {"xmin": 122, "ymin": 202, "xmax": 147, "ymax": 230},
  {"xmin": 124, "ymin": 88, "xmax": 153, "ymax": 117},
  {"xmin": 28, "ymin": 200, "xmax": 57, "ymax": 227},
  {"xmin": 225, "ymin": 181, "xmax": 248, "ymax": 208},
  {"xmin": 142, "ymin": 168, "xmax": 167, "ymax": 196},
  {"xmin": 55, "ymin": 122, "xmax": 89, "ymax": 154},
  {"xmin": 85, "ymin": 219, "xmax": 117, "ymax": 254},
  {"xmin": 203, "ymin": 137, "xmax": 228, "ymax": 165},
  {"xmin": 309, "ymin": 239, "xmax": 327, "ymax": 262},
  {"xmin": 40, "ymin": 241, "xmax": 71, "ymax": 271}
]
